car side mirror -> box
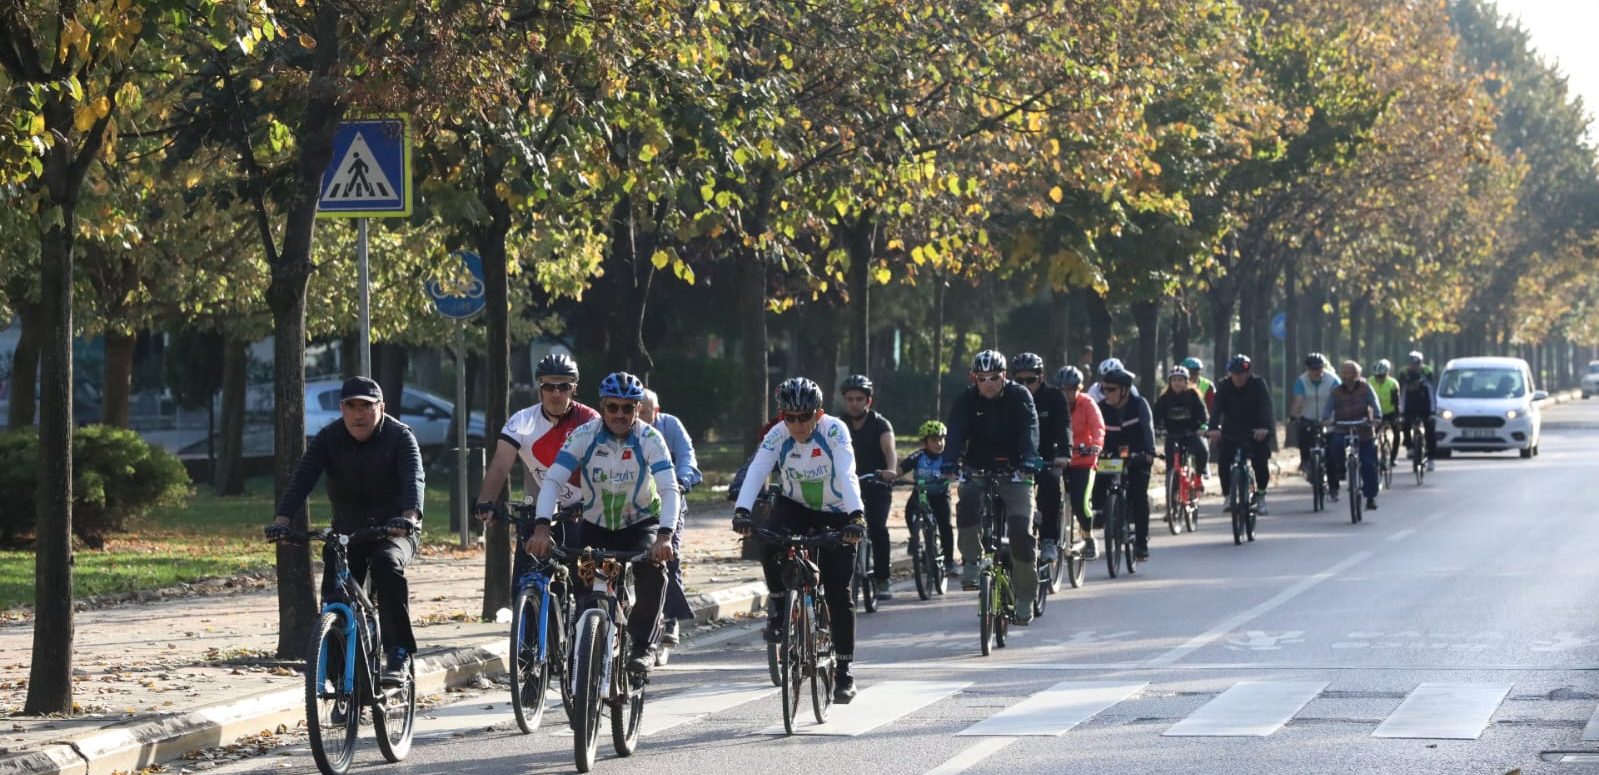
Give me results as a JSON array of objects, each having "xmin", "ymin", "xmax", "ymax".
[{"xmin": 1532, "ymin": 390, "xmax": 1549, "ymax": 401}]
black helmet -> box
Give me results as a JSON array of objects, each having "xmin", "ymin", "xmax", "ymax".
[
  {"xmin": 1304, "ymin": 352, "xmax": 1328, "ymax": 369},
  {"xmin": 775, "ymin": 377, "xmax": 824, "ymax": 413},
  {"xmin": 1227, "ymin": 354, "xmax": 1252, "ymax": 374},
  {"xmin": 535, "ymin": 352, "xmax": 579, "ymax": 381},
  {"xmin": 971, "ymin": 350, "xmax": 1007, "ymax": 373},
  {"xmin": 1011, "ymin": 352, "xmax": 1045, "ymax": 374},
  {"xmin": 1055, "ymin": 365, "xmax": 1084, "ymax": 388},
  {"xmin": 840, "ymin": 374, "xmax": 874, "ymax": 396},
  {"xmin": 1101, "ymin": 369, "xmax": 1135, "ymax": 389}
]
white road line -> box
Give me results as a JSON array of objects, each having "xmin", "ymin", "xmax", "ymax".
[
  {"xmin": 1585, "ymin": 702, "xmax": 1599, "ymax": 741},
  {"xmin": 413, "ymin": 697, "xmax": 537, "ymax": 738},
  {"xmin": 923, "ymin": 738, "xmax": 1017, "ymax": 775},
  {"xmin": 956, "ymin": 680, "xmax": 1147, "ymax": 737},
  {"xmin": 663, "ymin": 660, "xmax": 1599, "ymax": 673},
  {"xmin": 757, "ymin": 680, "xmax": 968, "ymax": 736},
  {"xmin": 640, "ymin": 682, "xmax": 777, "ymax": 737},
  {"xmin": 1144, "ymin": 551, "xmax": 1374, "ymax": 667},
  {"xmin": 1385, "ymin": 528, "xmax": 1417, "ymax": 543},
  {"xmin": 1373, "ymin": 682, "xmax": 1512, "ymax": 739},
  {"xmin": 1163, "ymin": 680, "xmax": 1326, "ymax": 737}
]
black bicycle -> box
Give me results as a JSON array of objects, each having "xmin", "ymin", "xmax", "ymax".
[
  {"xmin": 904, "ymin": 477, "xmax": 948, "ymax": 601},
  {"xmin": 1220, "ymin": 435, "xmax": 1260, "ymax": 545},
  {"xmin": 279, "ymin": 527, "xmax": 416, "ymax": 775},
  {"xmin": 1331, "ymin": 419, "xmax": 1369, "ymax": 525},
  {"xmin": 1406, "ymin": 416, "xmax": 1428, "ymax": 485},
  {"xmin": 567, "ymin": 547, "xmax": 655, "ymax": 773},
  {"xmin": 755, "ymin": 527, "xmax": 841, "ymax": 734},
  {"xmin": 1096, "ymin": 452, "xmax": 1138, "ymax": 578},
  {"xmin": 968, "ymin": 464, "xmax": 1030, "ymax": 655},
  {"xmin": 1303, "ymin": 421, "xmax": 1328, "ymax": 513},
  {"xmin": 500, "ymin": 502, "xmax": 575, "ymax": 733},
  {"xmin": 851, "ymin": 473, "xmax": 883, "ymax": 614}
]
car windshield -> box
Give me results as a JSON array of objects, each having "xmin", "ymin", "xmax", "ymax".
[
  {"xmin": 1588, "ymin": 363, "xmax": 1599, "ymax": 374},
  {"xmin": 1438, "ymin": 368, "xmax": 1526, "ymax": 399}
]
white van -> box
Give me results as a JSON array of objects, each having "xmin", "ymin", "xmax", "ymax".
[{"xmin": 1435, "ymin": 356, "xmax": 1546, "ymax": 459}]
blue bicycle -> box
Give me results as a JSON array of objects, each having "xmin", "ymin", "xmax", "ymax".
[{"xmin": 503, "ymin": 501, "xmax": 576, "ymax": 734}]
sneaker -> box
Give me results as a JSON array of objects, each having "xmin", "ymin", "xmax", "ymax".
[
  {"xmin": 382, "ymin": 647, "xmax": 410, "ymax": 688},
  {"xmin": 1328, "ymin": 488, "xmax": 1339, "ymax": 502},
  {"xmin": 943, "ymin": 559, "xmax": 958, "ymax": 577},
  {"xmin": 960, "ymin": 562, "xmax": 980, "ymax": 590},
  {"xmin": 1082, "ymin": 537, "xmax": 1098, "ymax": 560},
  {"xmin": 1366, "ymin": 497, "xmax": 1378, "ymax": 511},
  {"xmin": 1254, "ymin": 493, "xmax": 1269, "ymax": 516},
  {"xmin": 1426, "ymin": 459, "xmax": 1435, "ymax": 472},
  {"xmin": 1040, "ymin": 539, "xmax": 1058, "ymax": 562},
  {"xmin": 763, "ymin": 597, "xmax": 784, "ymax": 643},
  {"xmin": 627, "ymin": 645, "xmax": 654, "ymax": 675},
  {"xmin": 1012, "ymin": 610, "xmax": 1034, "ymax": 627},
  {"xmin": 874, "ymin": 578, "xmax": 894, "ymax": 600},
  {"xmin": 661, "ymin": 619, "xmax": 680, "ymax": 647},
  {"xmin": 1134, "ymin": 549, "xmax": 1149, "ymax": 562},
  {"xmin": 834, "ymin": 667, "xmax": 857, "ymax": 704},
  {"xmin": 329, "ymin": 698, "xmax": 350, "ymax": 725}
]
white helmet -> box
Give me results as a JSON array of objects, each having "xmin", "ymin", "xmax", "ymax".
[
  {"xmin": 1097, "ymin": 357, "xmax": 1125, "ymax": 376},
  {"xmin": 1374, "ymin": 359, "xmax": 1392, "ymax": 376}
]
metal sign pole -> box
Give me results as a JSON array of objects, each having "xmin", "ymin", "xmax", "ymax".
[
  {"xmin": 455, "ymin": 320, "xmax": 470, "ymax": 548},
  {"xmin": 357, "ymin": 218, "xmax": 372, "ymax": 376}
]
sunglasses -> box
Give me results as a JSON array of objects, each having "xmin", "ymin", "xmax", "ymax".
[
  {"xmin": 1017, "ymin": 376, "xmax": 1040, "ymax": 385},
  {"xmin": 602, "ymin": 401, "xmax": 639, "ymax": 416},
  {"xmin": 974, "ymin": 374, "xmax": 1005, "ymax": 384},
  {"xmin": 539, "ymin": 382, "xmax": 575, "ymax": 393},
  {"xmin": 1102, "ymin": 385, "xmax": 1123, "ymax": 394},
  {"xmin": 781, "ymin": 412, "xmax": 815, "ymax": 424}
]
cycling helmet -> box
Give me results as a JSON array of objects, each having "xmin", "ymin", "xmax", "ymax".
[
  {"xmin": 1055, "ymin": 365, "xmax": 1084, "ymax": 388},
  {"xmin": 1101, "ymin": 369, "xmax": 1135, "ymax": 389},
  {"xmin": 598, "ymin": 371, "xmax": 645, "ymax": 400},
  {"xmin": 1226, "ymin": 354, "xmax": 1252, "ymax": 374},
  {"xmin": 971, "ymin": 350, "xmax": 1007, "ymax": 373},
  {"xmin": 1098, "ymin": 357, "xmax": 1125, "ymax": 376},
  {"xmin": 535, "ymin": 352, "xmax": 579, "ymax": 381},
  {"xmin": 1168, "ymin": 365, "xmax": 1191, "ymax": 381},
  {"xmin": 1374, "ymin": 358, "xmax": 1392, "ymax": 376},
  {"xmin": 1408, "ymin": 351, "xmax": 1424, "ymax": 365},
  {"xmin": 917, "ymin": 420, "xmax": 947, "ymax": 438},
  {"xmin": 840, "ymin": 374, "xmax": 874, "ymax": 396},
  {"xmin": 1304, "ymin": 352, "xmax": 1328, "ymax": 369},
  {"xmin": 775, "ymin": 377, "xmax": 824, "ymax": 413},
  {"xmin": 1011, "ymin": 352, "xmax": 1045, "ymax": 374},
  {"xmin": 1182, "ymin": 356, "xmax": 1203, "ymax": 372}
]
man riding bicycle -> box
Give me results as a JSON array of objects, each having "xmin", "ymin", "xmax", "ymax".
[
  {"xmin": 526, "ymin": 372, "xmax": 678, "ymax": 675},
  {"xmin": 269, "ymin": 376, "xmax": 424, "ymax": 687},
  {"xmin": 1012, "ymin": 353, "xmax": 1070, "ymax": 568},
  {"xmin": 840, "ymin": 374, "xmax": 898, "ymax": 601},
  {"xmin": 1207, "ymin": 355, "xmax": 1275, "ymax": 516},
  {"xmin": 1324, "ymin": 360, "xmax": 1382, "ymax": 511},
  {"xmin": 1289, "ymin": 353, "xmax": 1340, "ymax": 476},
  {"xmin": 1184, "ymin": 357, "xmax": 1216, "ymax": 416},
  {"xmin": 1370, "ymin": 359, "xmax": 1402, "ymax": 467},
  {"xmin": 1056, "ymin": 366, "xmax": 1105, "ymax": 559},
  {"xmin": 1096, "ymin": 369, "xmax": 1157, "ymax": 561},
  {"xmin": 1398, "ymin": 352, "xmax": 1438, "ymax": 472},
  {"xmin": 944, "ymin": 350, "xmax": 1044, "ymax": 623},
  {"xmin": 733, "ymin": 377, "xmax": 867, "ymax": 703}
]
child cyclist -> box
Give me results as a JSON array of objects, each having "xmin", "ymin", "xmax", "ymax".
[{"xmin": 897, "ymin": 420, "xmax": 955, "ymax": 576}]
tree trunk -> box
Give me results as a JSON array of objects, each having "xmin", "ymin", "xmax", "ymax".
[
  {"xmin": 1048, "ymin": 288, "xmax": 1071, "ymax": 370},
  {"xmin": 475, "ymin": 157, "xmax": 514, "ymax": 622},
  {"xmin": 1085, "ymin": 288, "xmax": 1112, "ymax": 362},
  {"xmin": 1208, "ymin": 278, "xmax": 1236, "ymax": 372},
  {"xmin": 340, "ymin": 331, "xmax": 359, "ymax": 379},
  {"xmin": 932, "ymin": 275, "xmax": 947, "ymax": 417},
  {"xmin": 1284, "ymin": 262, "xmax": 1299, "ymax": 414},
  {"xmin": 1170, "ymin": 299, "xmax": 1191, "ymax": 365},
  {"xmin": 1349, "ymin": 296, "xmax": 1368, "ymax": 366},
  {"xmin": 101, "ymin": 329, "xmax": 136, "ymax": 428},
  {"xmin": 793, "ymin": 301, "xmax": 842, "ymax": 402},
  {"xmin": 844, "ymin": 215, "xmax": 874, "ymax": 376},
  {"xmin": 1132, "ymin": 298, "xmax": 1160, "ymax": 397},
  {"xmin": 7, "ymin": 302, "xmax": 40, "ymax": 429},
  {"xmin": 216, "ymin": 334, "xmax": 248, "ymax": 496},
  {"xmin": 375, "ymin": 343, "xmax": 408, "ymax": 418},
  {"xmin": 1325, "ymin": 294, "xmax": 1342, "ymax": 365},
  {"xmin": 737, "ymin": 169, "xmax": 777, "ymax": 456}
]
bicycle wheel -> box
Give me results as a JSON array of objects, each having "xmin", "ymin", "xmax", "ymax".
[
  {"xmin": 1033, "ymin": 555, "xmax": 1050, "ymax": 617},
  {"xmin": 1414, "ymin": 444, "xmax": 1425, "ymax": 486},
  {"xmin": 1165, "ymin": 467, "xmax": 1183, "ymax": 535},
  {"xmin": 1118, "ymin": 500, "xmax": 1138, "ymax": 576},
  {"xmin": 1231, "ymin": 467, "xmax": 1246, "ymax": 546},
  {"xmin": 1184, "ymin": 474, "xmax": 1200, "ymax": 533},
  {"xmin": 1310, "ymin": 456, "xmax": 1324, "ymax": 513},
  {"xmin": 611, "ymin": 631, "xmax": 643, "ymax": 757},
  {"xmin": 925, "ymin": 523, "xmax": 948, "ymax": 596},
  {"xmin": 854, "ymin": 541, "xmax": 877, "ymax": 613},
  {"xmin": 910, "ymin": 521, "xmax": 930, "ymax": 601},
  {"xmin": 509, "ymin": 587, "xmax": 549, "ymax": 734},
  {"xmin": 553, "ymin": 592, "xmax": 574, "ymax": 718},
  {"xmin": 994, "ymin": 575, "xmax": 1010, "ymax": 648},
  {"xmin": 978, "ymin": 570, "xmax": 994, "ymax": 657},
  {"xmin": 1066, "ymin": 520, "xmax": 1086, "ymax": 589},
  {"xmin": 373, "ymin": 656, "xmax": 415, "ymax": 763},
  {"xmin": 1349, "ymin": 459, "xmax": 1362, "ymax": 525},
  {"xmin": 570, "ymin": 610, "xmax": 607, "ymax": 773},
  {"xmin": 809, "ymin": 596, "xmax": 834, "ymax": 724},
  {"xmin": 780, "ymin": 590, "xmax": 804, "ymax": 735},
  {"xmin": 306, "ymin": 612, "xmax": 359, "ymax": 775},
  {"xmin": 1104, "ymin": 494, "xmax": 1123, "ymax": 578},
  {"xmin": 1045, "ymin": 534, "xmax": 1064, "ymax": 595}
]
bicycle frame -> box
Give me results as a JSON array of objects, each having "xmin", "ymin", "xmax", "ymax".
[
  {"xmin": 572, "ymin": 550, "xmax": 634, "ymax": 698},
  {"xmin": 313, "ymin": 531, "xmax": 387, "ymax": 698}
]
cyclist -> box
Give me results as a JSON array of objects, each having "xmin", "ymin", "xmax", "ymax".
[
  {"xmin": 1095, "ymin": 369, "xmax": 1157, "ymax": 561},
  {"xmin": 898, "ymin": 420, "xmax": 955, "ymax": 576},
  {"xmin": 1056, "ymin": 366, "xmax": 1105, "ymax": 559},
  {"xmin": 1184, "ymin": 356, "xmax": 1217, "ymax": 416},
  {"xmin": 527, "ymin": 372, "xmax": 678, "ymax": 675},
  {"xmin": 945, "ymin": 350, "xmax": 1043, "ymax": 621},
  {"xmin": 1398, "ymin": 352, "xmax": 1437, "ymax": 472},
  {"xmin": 1012, "ymin": 353, "xmax": 1071, "ymax": 567},
  {"xmin": 1289, "ymin": 352, "xmax": 1340, "ymax": 475},
  {"xmin": 1324, "ymin": 360, "xmax": 1382, "ymax": 511},
  {"xmin": 639, "ymin": 389, "xmax": 702, "ymax": 653},
  {"xmin": 1370, "ymin": 359, "xmax": 1402, "ymax": 468},
  {"xmin": 1153, "ymin": 365, "xmax": 1209, "ymax": 482},
  {"xmin": 840, "ymin": 374, "xmax": 898, "ymax": 601},
  {"xmin": 1087, "ymin": 357, "xmax": 1140, "ymax": 402},
  {"xmin": 269, "ymin": 376, "xmax": 424, "ymax": 687},
  {"xmin": 733, "ymin": 377, "xmax": 866, "ymax": 703},
  {"xmin": 1207, "ymin": 355, "xmax": 1275, "ymax": 516}
]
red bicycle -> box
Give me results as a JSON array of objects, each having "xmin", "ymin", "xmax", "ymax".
[{"xmin": 1163, "ymin": 434, "xmax": 1203, "ymax": 535}]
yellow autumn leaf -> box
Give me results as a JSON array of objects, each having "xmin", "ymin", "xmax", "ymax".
[
  {"xmin": 183, "ymin": 168, "xmax": 202, "ymax": 188},
  {"xmin": 73, "ymin": 104, "xmax": 97, "ymax": 132},
  {"xmin": 29, "ymin": 113, "xmax": 44, "ymax": 136},
  {"xmin": 298, "ymin": 33, "xmax": 316, "ymax": 50},
  {"xmin": 873, "ymin": 267, "xmax": 891, "ymax": 285},
  {"xmin": 651, "ymin": 250, "xmax": 671, "ymax": 270},
  {"xmin": 1048, "ymin": 186, "xmax": 1064, "ymax": 204},
  {"xmin": 92, "ymin": 95, "xmax": 110, "ymax": 119}
]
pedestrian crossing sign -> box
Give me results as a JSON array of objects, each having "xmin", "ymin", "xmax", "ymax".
[{"xmin": 317, "ymin": 117, "xmax": 411, "ymax": 218}]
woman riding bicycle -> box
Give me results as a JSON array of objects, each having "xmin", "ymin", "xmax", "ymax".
[{"xmin": 1153, "ymin": 365, "xmax": 1210, "ymax": 478}]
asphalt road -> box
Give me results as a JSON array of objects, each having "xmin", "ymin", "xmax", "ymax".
[{"xmin": 206, "ymin": 400, "xmax": 1599, "ymax": 775}]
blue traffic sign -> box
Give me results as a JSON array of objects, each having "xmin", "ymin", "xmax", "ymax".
[
  {"xmin": 427, "ymin": 252, "xmax": 486, "ymax": 319},
  {"xmin": 1271, "ymin": 311, "xmax": 1288, "ymax": 342},
  {"xmin": 318, "ymin": 117, "xmax": 412, "ymax": 218}
]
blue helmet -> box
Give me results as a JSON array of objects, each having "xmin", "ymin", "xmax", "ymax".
[{"xmin": 598, "ymin": 371, "xmax": 645, "ymax": 400}]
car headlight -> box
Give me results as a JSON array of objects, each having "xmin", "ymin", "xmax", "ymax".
[
  {"xmin": 1440, "ymin": 409, "xmax": 1454, "ymax": 421},
  {"xmin": 1506, "ymin": 409, "xmax": 1519, "ymax": 420}
]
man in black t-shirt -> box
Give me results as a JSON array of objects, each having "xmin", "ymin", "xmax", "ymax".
[
  {"xmin": 841, "ymin": 374, "xmax": 898, "ymax": 599},
  {"xmin": 1011, "ymin": 353, "xmax": 1070, "ymax": 562}
]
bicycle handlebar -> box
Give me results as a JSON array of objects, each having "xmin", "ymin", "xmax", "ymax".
[
  {"xmin": 753, "ymin": 526, "xmax": 844, "ymax": 549},
  {"xmin": 267, "ymin": 525, "xmax": 391, "ymax": 545}
]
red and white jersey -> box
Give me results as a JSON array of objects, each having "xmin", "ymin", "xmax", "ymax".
[{"xmin": 500, "ymin": 402, "xmax": 598, "ymax": 505}]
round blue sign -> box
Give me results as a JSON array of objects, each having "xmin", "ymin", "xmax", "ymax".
[
  {"xmin": 427, "ymin": 251, "xmax": 486, "ymax": 319},
  {"xmin": 1270, "ymin": 311, "xmax": 1288, "ymax": 342}
]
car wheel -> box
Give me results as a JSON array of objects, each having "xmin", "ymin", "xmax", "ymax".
[
  {"xmin": 1434, "ymin": 449, "xmax": 1453, "ymax": 459},
  {"xmin": 1519, "ymin": 447, "xmax": 1533, "ymax": 459}
]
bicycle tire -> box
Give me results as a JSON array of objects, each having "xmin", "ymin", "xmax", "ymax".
[
  {"xmin": 925, "ymin": 523, "xmax": 948, "ymax": 596},
  {"xmin": 1310, "ymin": 455, "xmax": 1324, "ymax": 512},
  {"xmin": 1033, "ymin": 555, "xmax": 1050, "ymax": 617},
  {"xmin": 611, "ymin": 630, "xmax": 643, "ymax": 756},
  {"xmin": 766, "ymin": 639, "xmax": 782, "ymax": 688},
  {"xmin": 854, "ymin": 541, "xmax": 878, "ymax": 614},
  {"xmin": 1349, "ymin": 455, "xmax": 1362, "ymax": 525},
  {"xmin": 554, "ymin": 593, "xmax": 574, "ymax": 719},
  {"xmin": 1045, "ymin": 536, "xmax": 1064, "ymax": 595},
  {"xmin": 910, "ymin": 523, "xmax": 930, "ymax": 601},
  {"xmin": 571, "ymin": 610, "xmax": 607, "ymax": 773},
  {"xmin": 1184, "ymin": 473, "xmax": 1200, "ymax": 532},
  {"xmin": 1166, "ymin": 467, "xmax": 1183, "ymax": 535},
  {"xmin": 780, "ymin": 590, "xmax": 804, "ymax": 735},
  {"xmin": 1066, "ymin": 521, "xmax": 1086, "ymax": 589},
  {"xmin": 1104, "ymin": 494, "xmax": 1123, "ymax": 578},
  {"xmin": 372, "ymin": 657, "xmax": 415, "ymax": 763},
  {"xmin": 978, "ymin": 570, "xmax": 994, "ymax": 657},
  {"xmin": 1118, "ymin": 498, "xmax": 1138, "ymax": 575},
  {"xmin": 994, "ymin": 575, "xmax": 1010, "ymax": 648},
  {"xmin": 306, "ymin": 611, "xmax": 359, "ymax": 775},
  {"xmin": 809, "ymin": 596, "xmax": 834, "ymax": 724},
  {"xmin": 1231, "ymin": 465, "xmax": 1247, "ymax": 545},
  {"xmin": 509, "ymin": 587, "xmax": 549, "ymax": 734}
]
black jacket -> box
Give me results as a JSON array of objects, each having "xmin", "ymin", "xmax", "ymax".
[
  {"xmin": 1031, "ymin": 384, "xmax": 1070, "ymax": 460},
  {"xmin": 1099, "ymin": 395, "xmax": 1156, "ymax": 457},
  {"xmin": 944, "ymin": 381, "xmax": 1039, "ymax": 471},
  {"xmin": 276, "ymin": 414, "xmax": 425, "ymax": 533},
  {"xmin": 1153, "ymin": 389, "xmax": 1209, "ymax": 436},
  {"xmin": 1212, "ymin": 374, "xmax": 1275, "ymax": 438}
]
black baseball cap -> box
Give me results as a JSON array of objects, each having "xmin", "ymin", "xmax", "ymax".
[{"xmin": 340, "ymin": 376, "xmax": 383, "ymax": 404}]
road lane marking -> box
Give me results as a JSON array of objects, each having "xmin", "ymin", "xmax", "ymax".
[
  {"xmin": 1144, "ymin": 551, "xmax": 1374, "ymax": 667},
  {"xmin": 1163, "ymin": 680, "xmax": 1326, "ymax": 737},
  {"xmin": 956, "ymin": 680, "xmax": 1146, "ymax": 737},
  {"xmin": 757, "ymin": 680, "xmax": 968, "ymax": 736},
  {"xmin": 923, "ymin": 738, "xmax": 1017, "ymax": 775},
  {"xmin": 1372, "ymin": 682, "xmax": 1511, "ymax": 739},
  {"xmin": 1583, "ymin": 701, "xmax": 1599, "ymax": 741},
  {"xmin": 1385, "ymin": 528, "xmax": 1417, "ymax": 543},
  {"xmin": 662, "ymin": 661, "xmax": 1599, "ymax": 673},
  {"xmin": 640, "ymin": 682, "xmax": 776, "ymax": 737}
]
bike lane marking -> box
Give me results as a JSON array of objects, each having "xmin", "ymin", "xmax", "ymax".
[
  {"xmin": 956, "ymin": 680, "xmax": 1147, "ymax": 737},
  {"xmin": 756, "ymin": 680, "xmax": 968, "ymax": 736},
  {"xmin": 1162, "ymin": 680, "xmax": 1326, "ymax": 737}
]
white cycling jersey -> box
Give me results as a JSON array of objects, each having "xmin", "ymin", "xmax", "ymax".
[
  {"xmin": 537, "ymin": 418, "xmax": 680, "ymax": 532},
  {"xmin": 500, "ymin": 403, "xmax": 597, "ymax": 507},
  {"xmin": 735, "ymin": 414, "xmax": 865, "ymax": 514}
]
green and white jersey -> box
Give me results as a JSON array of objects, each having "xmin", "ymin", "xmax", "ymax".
[
  {"xmin": 735, "ymin": 414, "xmax": 865, "ymax": 514},
  {"xmin": 536, "ymin": 418, "xmax": 680, "ymax": 532}
]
